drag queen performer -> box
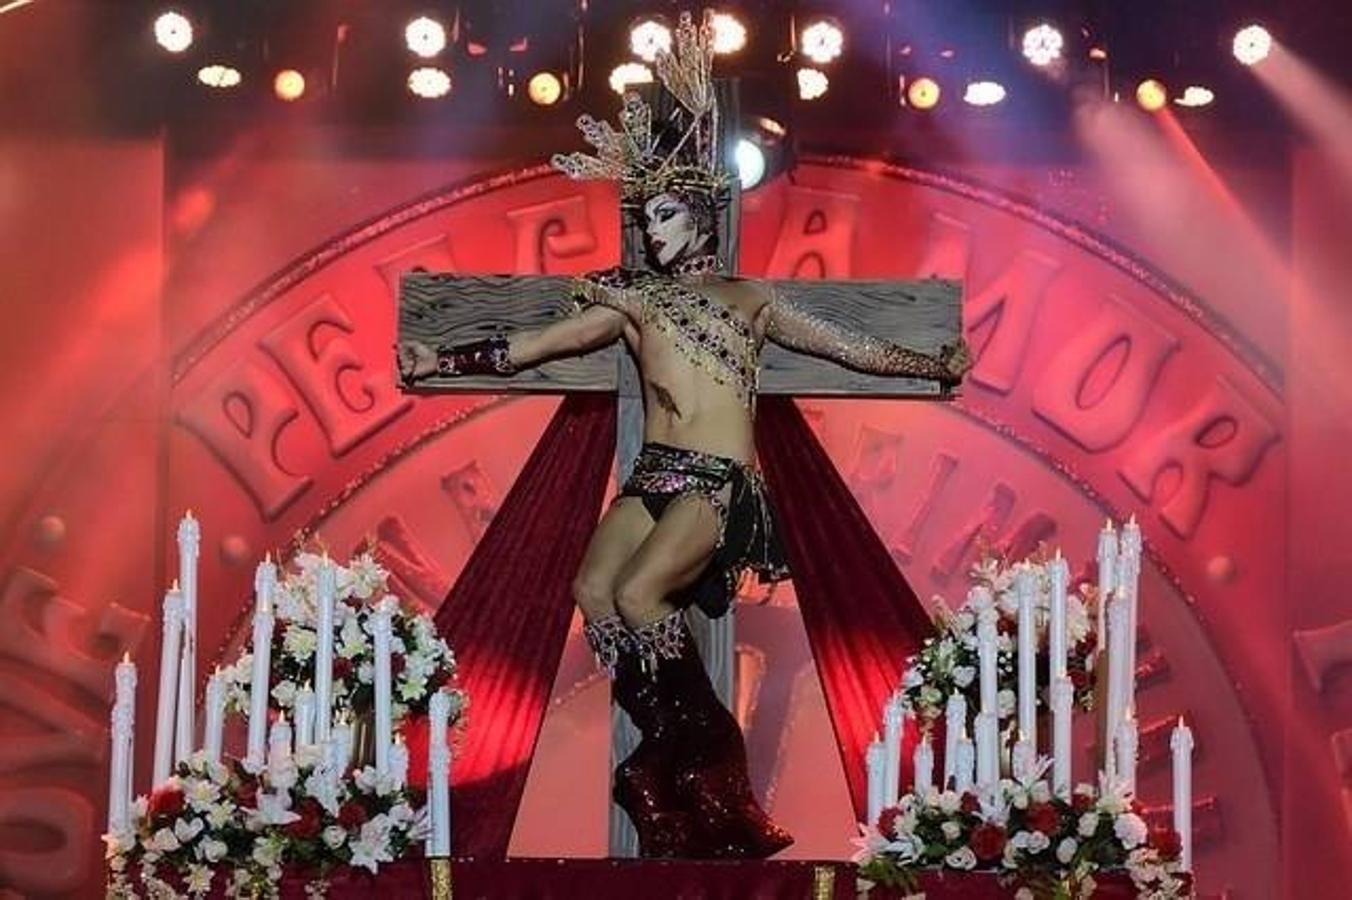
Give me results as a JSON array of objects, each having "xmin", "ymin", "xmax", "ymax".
[{"xmin": 399, "ymin": 13, "xmax": 970, "ymax": 860}]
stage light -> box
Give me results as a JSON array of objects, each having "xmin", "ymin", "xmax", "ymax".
[
  {"xmin": 710, "ymin": 12, "xmax": 747, "ymax": 55},
  {"xmin": 1175, "ymin": 85, "xmax": 1215, "ymax": 108},
  {"xmin": 153, "ymin": 11, "xmax": 194, "ymax": 53},
  {"xmin": 630, "ymin": 18, "xmax": 672, "ymax": 63},
  {"xmin": 1233, "ymin": 24, "xmax": 1272, "ymax": 66},
  {"xmin": 800, "ymin": 19, "xmax": 844, "ymax": 65},
  {"xmin": 734, "ymin": 138, "xmax": 766, "ymax": 190},
  {"xmin": 405, "ymin": 16, "xmax": 447, "ymax": 58},
  {"xmin": 964, "ymin": 80, "xmax": 1006, "ymax": 106},
  {"xmin": 1135, "ymin": 78, "xmax": 1167, "ymax": 112},
  {"xmin": 797, "ymin": 67, "xmax": 829, "ymax": 100},
  {"xmin": 528, "ymin": 71, "xmax": 563, "ymax": 106},
  {"xmin": 1021, "ymin": 23, "xmax": 1063, "ymax": 67},
  {"xmin": 408, "ymin": 67, "xmax": 452, "ymax": 99},
  {"xmin": 609, "ymin": 62, "xmax": 654, "ymax": 95},
  {"xmin": 906, "ymin": 77, "xmax": 941, "ymax": 110},
  {"xmin": 198, "ymin": 65, "xmax": 241, "ymax": 89},
  {"xmin": 274, "ymin": 69, "xmax": 306, "ymax": 102}
]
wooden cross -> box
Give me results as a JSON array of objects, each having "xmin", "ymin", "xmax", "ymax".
[{"xmin": 398, "ymin": 81, "xmax": 962, "ymax": 855}]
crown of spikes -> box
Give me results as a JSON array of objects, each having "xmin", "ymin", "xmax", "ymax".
[{"xmin": 551, "ymin": 11, "xmax": 732, "ymax": 206}]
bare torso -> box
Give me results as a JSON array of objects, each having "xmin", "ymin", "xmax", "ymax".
[{"xmin": 616, "ymin": 276, "xmax": 771, "ymax": 464}]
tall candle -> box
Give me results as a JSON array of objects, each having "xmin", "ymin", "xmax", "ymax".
[
  {"xmin": 174, "ymin": 512, "xmax": 201, "ymax": 766},
  {"xmin": 912, "ymin": 735, "xmax": 934, "ymax": 796},
  {"xmin": 943, "ymin": 693, "xmax": 967, "ymax": 788},
  {"xmin": 1011, "ymin": 735, "xmax": 1035, "ymax": 782},
  {"xmin": 268, "ymin": 712, "xmax": 292, "ymax": 785},
  {"xmin": 1049, "ymin": 551, "xmax": 1069, "ymax": 683},
  {"xmin": 153, "ymin": 588, "xmax": 185, "ymax": 785},
  {"xmin": 389, "ymin": 734, "xmax": 409, "ymax": 789},
  {"xmin": 1120, "ymin": 517, "xmax": 1142, "ymax": 718},
  {"xmin": 954, "ymin": 731, "xmax": 975, "ymax": 794},
  {"xmin": 372, "ymin": 597, "xmax": 395, "ymax": 775},
  {"xmin": 882, "ymin": 692, "xmax": 905, "ymax": 806},
  {"xmin": 246, "ymin": 558, "xmax": 277, "ymax": 766},
  {"xmin": 107, "ymin": 653, "xmax": 137, "ymax": 833},
  {"xmin": 293, "ymin": 684, "xmax": 316, "ymax": 751},
  {"xmin": 203, "ymin": 667, "xmax": 225, "ymax": 764},
  {"xmin": 1051, "ymin": 676, "xmax": 1073, "ymax": 800},
  {"xmin": 426, "ymin": 691, "xmax": 453, "ymax": 857},
  {"xmin": 1115, "ymin": 713, "xmax": 1139, "ymax": 795},
  {"xmin": 1104, "ymin": 593, "xmax": 1130, "ymax": 775},
  {"xmin": 866, "ymin": 734, "xmax": 886, "ymax": 826},
  {"xmin": 976, "ymin": 602, "xmax": 998, "ymax": 717},
  {"xmin": 974, "ymin": 712, "xmax": 999, "ymax": 788},
  {"xmin": 1015, "ymin": 564, "xmax": 1037, "ymax": 749},
  {"xmin": 313, "ymin": 556, "xmax": 336, "ymax": 743},
  {"xmin": 1096, "ymin": 520, "xmax": 1117, "ymax": 653},
  {"xmin": 1171, "ymin": 718, "xmax": 1194, "ymax": 870}
]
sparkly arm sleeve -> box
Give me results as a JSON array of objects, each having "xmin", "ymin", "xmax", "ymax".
[
  {"xmin": 764, "ymin": 288, "xmax": 967, "ymax": 385},
  {"xmin": 569, "ymin": 267, "xmax": 644, "ymax": 320}
]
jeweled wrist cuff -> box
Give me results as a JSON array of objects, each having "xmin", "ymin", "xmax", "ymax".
[{"xmin": 435, "ymin": 335, "xmax": 515, "ymax": 377}]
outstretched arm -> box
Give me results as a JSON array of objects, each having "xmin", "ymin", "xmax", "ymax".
[{"xmin": 759, "ymin": 288, "xmax": 970, "ymax": 386}]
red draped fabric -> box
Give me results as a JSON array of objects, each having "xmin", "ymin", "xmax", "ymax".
[
  {"xmin": 755, "ymin": 397, "xmax": 936, "ymax": 822},
  {"xmin": 433, "ymin": 394, "xmax": 617, "ymax": 857}
]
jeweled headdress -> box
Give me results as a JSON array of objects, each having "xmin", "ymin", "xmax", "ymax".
[{"xmin": 551, "ymin": 10, "xmax": 732, "ymax": 206}]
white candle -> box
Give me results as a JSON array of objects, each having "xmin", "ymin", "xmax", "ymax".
[
  {"xmin": 372, "ymin": 596, "xmax": 395, "ymax": 775},
  {"xmin": 1115, "ymin": 713, "xmax": 1139, "ymax": 796},
  {"xmin": 1051, "ymin": 676, "xmax": 1073, "ymax": 800},
  {"xmin": 1171, "ymin": 718, "xmax": 1194, "ymax": 870},
  {"xmin": 1096, "ymin": 520, "xmax": 1117, "ymax": 654},
  {"xmin": 1104, "ymin": 593, "xmax": 1130, "ymax": 775},
  {"xmin": 1121, "ymin": 517, "xmax": 1142, "ymax": 719},
  {"xmin": 153, "ymin": 587, "xmax": 185, "ymax": 785},
  {"xmin": 943, "ymin": 693, "xmax": 967, "ymax": 789},
  {"xmin": 389, "ymin": 734, "xmax": 409, "ymax": 789},
  {"xmin": 866, "ymin": 734, "xmax": 886, "ymax": 826},
  {"xmin": 203, "ymin": 666, "xmax": 225, "ymax": 764},
  {"xmin": 174, "ymin": 512, "xmax": 201, "ymax": 766},
  {"xmin": 331, "ymin": 715, "xmax": 353, "ymax": 781},
  {"xmin": 1011, "ymin": 735, "xmax": 1035, "ymax": 782},
  {"xmin": 246, "ymin": 559, "xmax": 277, "ymax": 766},
  {"xmin": 293, "ymin": 684, "xmax": 315, "ymax": 751},
  {"xmin": 912, "ymin": 734, "xmax": 934, "ymax": 796},
  {"xmin": 268, "ymin": 712, "xmax": 292, "ymax": 784},
  {"xmin": 976, "ymin": 601, "xmax": 998, "ymax": 717},
  {"xmin": 426, "ymin": 691, "xmax": 453, "ymax": 857},
  {"xmin": 1015, "ymin": 564, "xmax": 1038, "ymax": 749},
  {"xmin": 974, "ymin": 712, "xmax": 999, "ymax": 788},
  {"xmin": 882, "ymin": 692, "xmax": 905, "ymax": 806},
  {"xmin": 1049, "ymin": 551, "xmax": 1069, "ymax": 683},
  {"xmin": 107, "ymin": 653, "xmax": 137, "ymax": 833},
  {"xmin": 954, "ymin": 731, "xmax": 975, "ymax": 794},
  {"xmin": 313, "ymin": 556, "xmax": 336, "ymax": 744}
]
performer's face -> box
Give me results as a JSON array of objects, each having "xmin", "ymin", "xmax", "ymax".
[{"xmin": 643, "ymin": 192, "xmax": 708, "ymax": 269}]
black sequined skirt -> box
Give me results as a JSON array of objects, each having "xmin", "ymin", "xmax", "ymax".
[{"xmin": 619, "ymin": 442, "xmax": 791, "ymax": 618}]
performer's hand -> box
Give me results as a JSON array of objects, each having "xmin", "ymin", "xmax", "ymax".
[
  {"xmin": 938, "ymin": 337, "xmax": 972, "ymax": 386},
  {"xmin": 397, "ymin": 340, "xmax": 438, "ymax": 385}
]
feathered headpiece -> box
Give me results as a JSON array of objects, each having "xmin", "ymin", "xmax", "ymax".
[{"xmin": 551, "ymin": 11, "xmax": 732, "ymax": 207}]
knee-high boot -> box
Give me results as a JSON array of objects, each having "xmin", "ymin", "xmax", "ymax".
[
  {"xmin": 584, "ymin": 614, "xmax": 705, "ymax": 858},
  {"xmin": 632, "ymin": 611, "xmax": 794, "ymax": 859}
]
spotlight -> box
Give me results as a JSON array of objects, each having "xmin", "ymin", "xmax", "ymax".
[
  {"xmin": 197, "ymin": 65, "xmax": 241, "ymax": 89},
  {"xmin": 274, "ymin": 69, "xmax": 306, "ymax": 102},
  {"xmin": 405, "ymin": 16, "xmax": 447, "ymax": 58},
  {"xmin": 963, "ymin": 80, "xmax": 1006, "ymax": 106},
  {"xmin": 1022, "ymin": 23, "xmax": 1064, "ymax": 67},
  {"xmin": 1175, "ymin": 85, "xmax": 1215, "ymax": 108},
  {"xmin": 797, "ymin": 67, "xmax": 829, "ymax": 100},
  {"xmin": 800, "ymin": 19, "xmax": 844, "ymax": 65},
  {"xmin": 153, "ymin": 11, "xmax": 193, "ymax": 53},
  {"xmin": 528, "ymin": 71, "xmax": 563, "ymax": 106},
  {"xmin": 408, "ymin": 67, "xmax": 452, "ymax": 99},
  {"xmin": 734, "ymin": 139, "xmax": 765, "ymax": 190},
  {"xmin": 905, "ymin": 76, "xmax": 942, "ymax": 110},
  {"xmin": 710, "ymin": 12, "xmax": 747, "ymax": 55},
  {"xmin": 630, "ymin": 18, "xmax": 672, "ymax": 63},
  {"xmin": 609, "ymin": 62, "xmax": 654, "ymax": 95},
  {"xmin": 1233, "ymin": 24, "xmax": 1272, "ymax": 66},
  {"xmin": 1135, "ymin": 78, "xmax": 1167, "ymax": 112}
]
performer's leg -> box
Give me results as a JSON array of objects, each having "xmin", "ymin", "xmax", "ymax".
[
  {"xmin": 612, "ymin": 492, "xmax": 723, "ymax": 634},
  {"xmin": 575, "ymin": 497, "xmax": 655, "ymax": 672}
]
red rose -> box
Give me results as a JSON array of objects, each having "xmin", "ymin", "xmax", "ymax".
[
  {"xmin": 1148, "ymin": 826, "xmax": 1182, "ymax": 858},
  {"xmin": 234, "ymin": 779, "xmax": 259, "ymax": 808},
  {"xmin": 391, "ymin": 654, "xmax": 407, "ymax": 678},
  {"xmin": 147, "ymin": 784, "xmax": 185, "ymax": 820},
  {"xmin": 1026, "ymin": 802, "xmax": 1060, "ymax": 835},
  {"xmin": 1071, "ymin": 790, "xmax": 1094, "ymax": 813},
  {"xmin": 969, "ymin": 823, "xmax": 1007, "ymax": 863},
  {"xmin": 876, "ymin": 805, "xmax": 903, "ymax": 839},
  {"xmin": 1069, "ymin": 668, "xmax": 1089, "ymax": 689},
  {"xmin": 338, "ymin": 799, "xmax": 368, "ymax": 828},
  {"xmin": 286, "ymin": 799, "xmax": 323, "ymax": 840},
  {"xmin": 960, "ymin": 792, "xmax": 981, "ymax": 814},
  {"xmin": 333, "ymin": 657, "xmax": 354, "ymax": 680}
]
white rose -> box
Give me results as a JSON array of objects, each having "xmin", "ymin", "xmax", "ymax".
[
  {"xmin": 936, "ymin": 790, "xmax": 961, "ymax": 814},
  {"xmin": 358, "ymin": 661, "xmax": 374, "ymax": 684},
  {"xmin": 919, "ymin": 685, "xmax": 943, "ymax": 709},
  {"xmin": 322, "ymin": 825, "xmax": 347, "ymax": 849},
  {"xmin": 944, "ymin": 846, "xmax": 977, "ymax": 870},
  {"xmin": 148, "ymin": 827, "xmax": 180, "ymax": 853},
  {"xmin": 952, "ymin": 610, "xmax": 975, "ymax": 634},
  {"xmin": 200, "ymin": 837, "xmax": 227, "ymax": 863},
  {"xmin": 941, "ymin": 821, "xmax": 961, "ymax": 841},
  {"xmin": 902, "ymin": 667, "xmax": 924, "ymax": 689},
  {"xmin": 283, "ymin": 625, "xmax": 318, "ymax": 661},
  {"xmin": 1078, "ymin": 811, "xmax": 1100, "ymax": 837},
  {"xmin": 173, "ymin": 817, "xmax": 204, "ymax": 843},
  {"xmin": 951, "ymin": 665, "xmax": 976, "ymax": 688},
  {"xmin": 1026, "ymin": 831, "xmax": 1050, "ymax": 854},
  {"xmin": 271, "ymin": 680, "xmax": 298, "ymax": 707},
  {"xmin": 1029, "ymin": 782, "xmax": 1052, "ymax": 804},
  {"xmin": 1056, "ymin": 837, "xmax": 1078, "ymax": 864},
  {"xmin": 997, "ymin": 689, "xmax": 1016, "ymax": 718},
  {"xmin": 1114, "ymin": 812, "xmax": 1148, "ymax": 849}
]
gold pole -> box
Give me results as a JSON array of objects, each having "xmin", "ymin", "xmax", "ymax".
[{"xmin": 430, "ymin": 857, "xmax": 453, "ymax": 900}]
